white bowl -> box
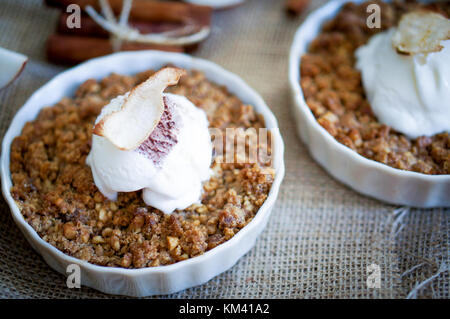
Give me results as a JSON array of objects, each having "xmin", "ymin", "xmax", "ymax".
[
  {"xmin": 183, "ymin": 0, "xmax": 244, "ymax": 10},
  {"xmin": 289, "ymin": 0, "xmax": 450, "ymax": 208},
  {"xmin": 1, "ymin": 51, "xmax": 285, "ymax": 296}
]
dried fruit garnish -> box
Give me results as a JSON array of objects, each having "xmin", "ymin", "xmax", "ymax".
[
  {"xmin": 137, "ymin": 96, "xmax": 179, "ymax": 165},
  {"xmin": 93, "ymin": 67, "xmax": 186, "ymax": 150},
  {"xmin": 0, "ymin": 47, "xmax": 27, "ymax": 91},
  {"xmin": 392, "ymin": 10, "xmax": 450, "ymax": 55}
]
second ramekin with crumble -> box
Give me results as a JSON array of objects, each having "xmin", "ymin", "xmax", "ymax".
[{"xmin": 289, "ymin": 0, "xmax": 449, "ymax": 207}]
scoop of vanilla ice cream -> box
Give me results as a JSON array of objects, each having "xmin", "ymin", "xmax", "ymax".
[
  {"xmin": 355, "ymin": 29, "xmax": 450, "ymax": 139},
  {"xmin": 86, "ymin": 93, "xmax": 212, "ymax": 214}
]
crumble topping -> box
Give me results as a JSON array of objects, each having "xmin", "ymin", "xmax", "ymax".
[
  {"xmin": 300, "ymin": 0, "xmax": 450, "ymax": 174},
  {"xmin": 10, "ymin": 69, "xmax": 274, "ymax": 268}
]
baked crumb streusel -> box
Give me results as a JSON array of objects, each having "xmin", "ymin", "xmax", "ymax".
[
  {"xmin": 300, "ymin": 0, "xmax": 450, "ymax": 174},
  {"xmin": 10, "ymin": 69, "xmax": 275, "ymax": 268}
]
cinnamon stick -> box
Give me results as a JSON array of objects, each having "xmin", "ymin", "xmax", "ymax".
[
  {"xmin": 57, "ymin": 12, "xmax": 186, "ymax": 38},
  {"xmin": 286, "ymin": 0, "xmax": 310, "ymax": 15},
  {"xmin": 45, "ymin": 0, "xmax": 211, "ymax": 26},
  {"xmin": 46, "ymin": 34, "xmax": 184, "ymax": 65}
]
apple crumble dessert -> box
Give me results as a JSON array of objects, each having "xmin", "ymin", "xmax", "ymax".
[
  {"xmin": 300, "ymin": 1, "xmax": 450, "ymax": 174},
  {"xmin": 10, "ymin": 69, "xmax": 274, "ymax": 268}
]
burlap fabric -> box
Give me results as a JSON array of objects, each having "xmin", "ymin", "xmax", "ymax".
[{"xmin": 0, "ymin": 0, "xmax": 448, "ymax": 299}]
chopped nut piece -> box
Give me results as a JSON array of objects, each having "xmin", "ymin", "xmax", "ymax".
[
  {"xmin": 101, "ymin": 227, "xmax": 113, "ymax": 237},
  {"xmin": 92, "ymin": 235, "xmax": 105, "ymax": 244},
  {"xmin": 63, "ymin": 222, "xmax": 77, "ymax": 240},
  {"xmin": 98, "ymin": 209, "xmax": 108, "ymax": 222},
  {"xmin": 167, "ymin": 236, "xmax": 179, "ymax": 251},
  {"xmin": 121, "ymin": 253, "xmax": 132, "ymax": 268},
  {"xmin": 110, "ymin": 236, "xmax": 120, "ymax": 251},
  {"xmin": 80, "ymin": 228, "xmax": 90, "ymax": 243}
]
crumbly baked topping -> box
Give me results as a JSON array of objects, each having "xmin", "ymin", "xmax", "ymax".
[
  {"xmin": 300, "ymin": 1, "xmax": 450, "ymax": 174},
  {"xmin": 10, "ymin": 69, "xmax": 274, "ymax": 268}
]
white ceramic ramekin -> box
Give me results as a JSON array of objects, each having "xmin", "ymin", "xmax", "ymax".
[
  {"xmin": 289, "ymin": 0, "xmax": 449, "ymax": 208},
  {"xmin": 1, "ymin": 51, "xmax": 285, "ymax": 296},
  {"xmin": 184, "ymin": 0, "xmax": 244, "ymax": 9}
]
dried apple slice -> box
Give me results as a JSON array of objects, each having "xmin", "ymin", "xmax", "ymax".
[
  {"xmin": 93, "ymin": 67, "xmax": 186, "ymax": 151},
  {"xmin": 0, "ymin": 47, "xmax": 28, "ymax": 91},
  {"xmin": 392, "ymin": 10, "xmax": 450, "ymax": 55}
]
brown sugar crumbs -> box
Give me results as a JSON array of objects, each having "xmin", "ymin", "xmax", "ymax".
[
  {"xmin": 10, "ymin": 69, "xmax": 275, "ymax": 268},
  {"xmin": 300, "ymin": 0, "xmax": 450, "ymax": 174}
]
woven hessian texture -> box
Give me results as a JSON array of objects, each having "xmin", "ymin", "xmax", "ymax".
[{"xmin": 0, "ymin": 0, "xmax": 448, "ymax": 299}]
